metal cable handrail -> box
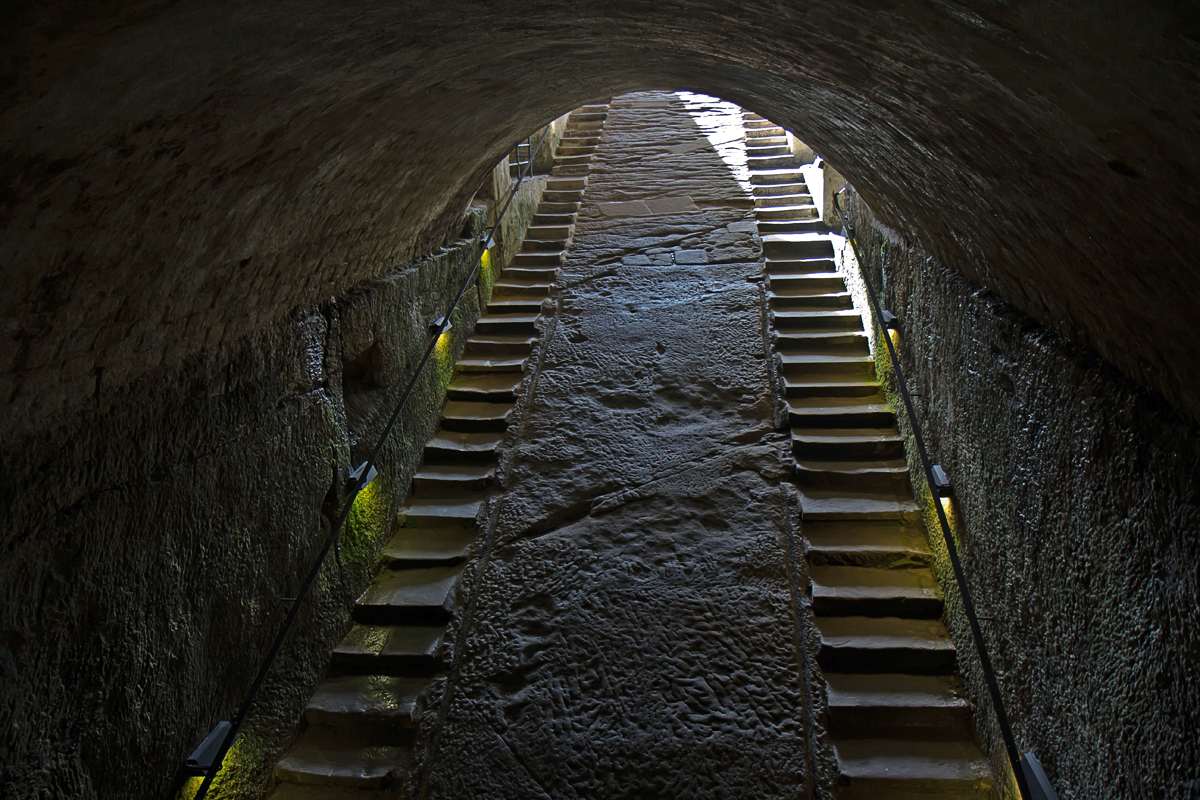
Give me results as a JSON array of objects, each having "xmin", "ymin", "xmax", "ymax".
[
  {"xmin": 185, "ymin": 124, "xmax": 553, "ymax": 800},
  {"xmin": 830, "ymin": 190, "xmax": 1056, "ymax": 800}
]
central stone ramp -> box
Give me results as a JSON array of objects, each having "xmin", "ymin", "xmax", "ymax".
[{"xmin": 417, "ymin": 92, "xmax": 816, "ymax": 799}]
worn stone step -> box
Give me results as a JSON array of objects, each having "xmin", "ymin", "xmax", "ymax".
[
  {"xmin": 776, "ymin": 330, "xmax": 868, "ymax": 354},
  {"xmin": 794, "ymin": 456, "xmax": 911, "ymax": 494},
  {"xmin": 833, "ymin": 738, "xmax": 994, "ymax": 798},
  {"xmin": 304, "ymin": 674, "xmax": 430, "ymax": 734},
  {"xmin": 556, "ymin": 135, "xmax": 599, "ymax": 146},
  {"xmin": 504, "ymin": 267, "xmax": 557, "ymax": 283},
  {"xmin": 447, "ymin": 371, "xmax": 522, "ymax": 402},
  {"xmin": 268, "ymin": 782, "xmax": 393, "ymax": 800},
  {"xmin": 510, "ymin": 252, "xmax": 561, "ymax": 268},
  {"xmin": 769, "ymin": 272, "xmax": 847, "ymax": 292},
  {"xmin": 746, "ymin": 144, "xmax": 792, "ymax": 157},
  {"xmin": 770, "ymin": 291, "xmax": 854, "ymax": 311},
  {"xmin": 755, "ymin": 204, "xmax": 819, "ymax": 221},
  {"xmin": 465, "ymin": 334, "xmax": 535, "ymax": 358},
  {"xmin": 817, "ymin": 616, "xmax": 957, "ymax": 674},
  {"xmin": 785, "ymin": 377, "xmax": 884, "ymax": 400},
  {"xmin": 397, "ymin": 495, "xmax": 480, "ymax": 528},
  {"xmin": 811, "ymin": 565, "xmax": 942, "ymax": 618},
  {"xmin": 537, "ymin": 201, "xmax": 580, "ymax": 215},
  {"xmin": 765, "ymin": 257, "xmax": 838, "ymax": 275},
  {"xmin": 545, "ymin": 177, "xmax": 587, "ymax": 190},
  {"xmin": 354, "ymin": 565, "xmax": 461, "ymax": 626},
  {"xmin": 804, "ymin": 519, "xmax": 931, "ymax": 568},
  {"xmin": 762, "ymin": 234, "xmax": 836, "ymax": 260},
  {"xmin": 746, "ymin": 136, "xmax": 789, "ymax": 148},
  {"xmin": 521, "ymin": 238, "xmax": 566, "ymax": 252},
  {"xmin": 411, "ymin": 461, "xmax": 495, "ymax": 493},
  {"xmin": 275, "ymin": 730, "xmax": 409, "ymax": 789},
  {"xmin": 774, "ymin": 309, "xmax": 864, "ymax": 332},
  {"xmin": 758, "ymin": 220, "xmax": 831, "ymax": 235},
  {"xmin": 755, "ymin": 193, "xmax": 814, "ymax": 209},
  {"xmin": 542, "ymin": 190, "xmax": 583, "ymax": 203},
  {"xmin": 532, "ymin": 213, "xmax": 575, "ymax": 226},
  {"xmin": 473, "ymin": 314, "xmax": 540, "ymax": 335},
  {"xmin": 743, "ymin": 117, "xmax": 778, "ymax": 128},
  {"xmin": 439, "ymin": 400, "xmax": 511, "ymax": 433},
  {"xmin": 753, "ymin": 183, "xmax": 809, "ymax": 199},
  {"xmin": 382, "ymin": 525, "xmax": 475, "ymax": 566},
  {"xmin": 825, "ymin": 673, "xmax": 971, "ymax": 739},
  {"xmin": 490, "ymin": 278, "xmax": 552, "ymax": 298},
  {"xmin": 555, "ymin": 154, "xmax": 595, "ymax": 167},
  {"xmin": 748, "ymin": 154, "xmax": 802, "ymax": 170},
  {"xmin": 749, "ymin": 168, "xmax": 806, "ymax": 184},
  {"xmin": 780, "ymin": 353, "xmax": 877, "ymax": 381},
  {"xmin": 746, "ymin": 127, "xmax": 785, "ymax": 138},
  {"xmin": 333, "ymin": 624, "xmax": 443, "ymax": 674},
  {"xmin": 422, "ymin": 430, "xmax": 503, "ymax": 464},
  {"xmin": 797, "ymin": 487, "xmax": 921, "ymax": 521},
  {"xmin": 486, "ymin": 297, "xmax": 543, "ymax": 315},
  {"xmin": 454, "ymin": 355, "xmax": 525, "ymax": 373},
  {"xmin": 792, "ymin": 427, "xmax": 904, "ymax": 459},
  {"xmin": 788, "ymin": 398, "xmax": 893, "ymax": 429}
]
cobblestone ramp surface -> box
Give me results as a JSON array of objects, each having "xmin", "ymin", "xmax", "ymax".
[{"xmin": 419, "ymin": 92, "xmax": 817, "ymax": 799}]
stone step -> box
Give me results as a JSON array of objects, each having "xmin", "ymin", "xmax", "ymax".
[
  {"xmin": 304, "ymin": 674, "xmax": 430, "ymax": 735},
  {"xmin": 770, "ymin": 292, "xmax": 854, "ymax": 311},
  {"xmin": 545, "ymin": 176, "xmax": 587, "ymax": 190},
  {"xmin": 756, "ymin": 205, "xmax": 819, "ymax": 221},
  {"xmin": 397, "ymin": 495, "xmax": 480, "ymax": 528},
  {"xmin": 750, "ymin": 168, "xmax": 806, "ymax": 185},
  {"xmin": 748, "ymin": 154, "xmax": 803, "ymax": 170},
  {"xmin": 465, "ymin": 334, "xmax": 536, "ymax": 358},
  {"xmin": 762, "ymin": 234, "xmax": 836, "ymax": 260},
  {"xmin": 753, "ymin": 181, "xmax": 808, "ymax": 197},
  {"xmin": 353, "ymin": 565, "xmax": 460, "ymax": 625},
  {"xmin": 765, "ymin": 257, "xmax": 838, "ymax": 274},
  {"xmin": 333, "ymin": 624, "xmax": 443, "ymax": 674},
  {"xmin": 543, "ymin": 190, "xmax": 583, "ymax": 203},
  {"xmin": 746, "ymin": 126, "xmax": 785, "ymax": 137},
  {"xmin": 794, "ymin": 456, "xmax": 911, "ymax": 494},
  {"xmin": 833, "ymin": 739, "xmax": 994, "ymax": 799},
  {"xmin": 269, "ymin": 782, "xmax": 396, "ymax": 800},
  {"xmin": 755, "ymin": 193, "xmax": 814, "ymax": 209},
  {"xmin": 774, "ymin": 309, "xmax": 864, "ymax": 332},
  {"xmin": 825, "ymin": 673, "xmax": 971, "ymax": 740},
  {"xmin": 411, "ymin": 460, "xmax": 495, "ymax": 493},
  {"xmin": 521, "ymin": 238, "xmax": 566, "ymax": 252},
  {"xmin": 510, "ymin": 252, "xmax": 561, "ymax": 268},
  {"xmin": 780, "ymin": 353, "xmax": 877, "ymax": 381},
  {"xmin": 454, "ymin": 356, "xmax": 525, "ymax": 373},
  {"xmin": 439, "ymin": 400, "xmax": 511, "ymax": 433},
  {"xmin": 746, "ymin": 144, "xmax": 792, "ymax": 157},
  {"xmin": 490, "ymin": 278, "xmax": 552, "ymax": 298},
  {"xmin": 785, "ymin": 377, "xmax": 884, "ymax": 400},
  {"xmin": 555, "ymin": 154, "xmax": 595, "ymax": 166},
  {"xmin": 746, "ymin": 136, "xmax": 789, "ymax": 147},
  {"xmin": 797, "ymin": 487, "xmax": 921, "ymax": 521},
  {"xmin": 275, "ymin": 729, "xmax": 409, "ymax": 789},
  {"xmin": 804, "ymin": 519, "xmax": 932, "ymax": 568},
  {"xmin": 811, "ymin": 565, "xmax": 942, "ymax": 618},
  {"xmin": 382, "ymin": 525, "xmax": 476, "ymax": 566},
  {"xmin": 422, "ymin": 430, "xmax": 504, "ymax": 464},
  {"xmin": 743, "ymin": 118, "xmax": 778, "ymax": 129},
  {"xmin": 537, "ymin": 201, "xmax": 580, "ymax": 215},
  {"xmin": 447, "ymin": 371, "xmax": 522, "ymax": 403},
  {"xmin": 769, "ymin": 272, "xmax": 847, "ymax": 292},
  {"xmin": 758, "ymin": 220, "xmax": 831, "ymax": 236},
  {"xmin": 788, "ymin": 398, "xmax": 894, "ymax": 429},
  {"xmin": 473, "ymin": 314, "xmax": 540, "ymax": 335},
  {"xmin": 776, "ymin": 330, "xmax": 868, "ymax": 354},
  {"xmin": 504, "ymin": 267, "xmax": 557, "ymax": 283},
  {"xmin": 792, "ymin": 427, "xmax": 904, "ymax": 459},
  {"xmin": 817, "ymin": 616, "xmax": 957, "ymax": 674},
  {"xmin": 532, "ymin": 213, "xmax": 575, "ymax": 226},
  {"xmin": 486, "ymin": 298, "xmax": 543, "ymax": 315}
]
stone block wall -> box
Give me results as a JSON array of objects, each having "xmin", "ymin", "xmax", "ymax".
[
  {"xmin": 0, "ymin": 151, "xmax": 548, "ymax": 800},
  {"xmin": 842, "ymin": 189, "xmax": 1200, "ymax": 800}
]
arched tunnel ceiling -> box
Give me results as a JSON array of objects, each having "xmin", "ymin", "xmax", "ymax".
[{"xmin": 3, "ymin": 0, "xmax": 1200, "ymax": 439}]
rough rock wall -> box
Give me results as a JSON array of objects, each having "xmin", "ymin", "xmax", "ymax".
[
  {"xmin": 0, "ymin": 156, "xmax": 547, "ymax": 800},
  {"xmin": 844, "ymin": 189, "xmax": 1200, "ymax": 799}
]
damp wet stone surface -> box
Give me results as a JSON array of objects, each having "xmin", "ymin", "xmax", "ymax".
[{"xmin": 416, "ymin": 93, "xmax": 816, "ymax": 798}]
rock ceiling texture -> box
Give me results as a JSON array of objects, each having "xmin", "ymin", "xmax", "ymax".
[{"xmin": 3, "ymin": 0, "xmax": 1199, "ymax": 438}]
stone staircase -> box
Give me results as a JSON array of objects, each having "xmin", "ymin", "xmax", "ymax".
[
  {"xmin": 744, "ymin": 111, "xmax": 997, "ymax": 800},
  {"xmin": 268, "ymin": 103, "xmax": 609, "ymax": 796}
]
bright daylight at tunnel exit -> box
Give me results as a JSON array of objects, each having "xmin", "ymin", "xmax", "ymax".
[{"xmin": 3, "ymin": 5, "xmax": 1199, "ymax": 800}]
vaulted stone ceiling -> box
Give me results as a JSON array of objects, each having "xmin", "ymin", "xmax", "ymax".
[{"xmin": 3, "ymin": 0, "xmax": 1199, "ymax": 438}]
